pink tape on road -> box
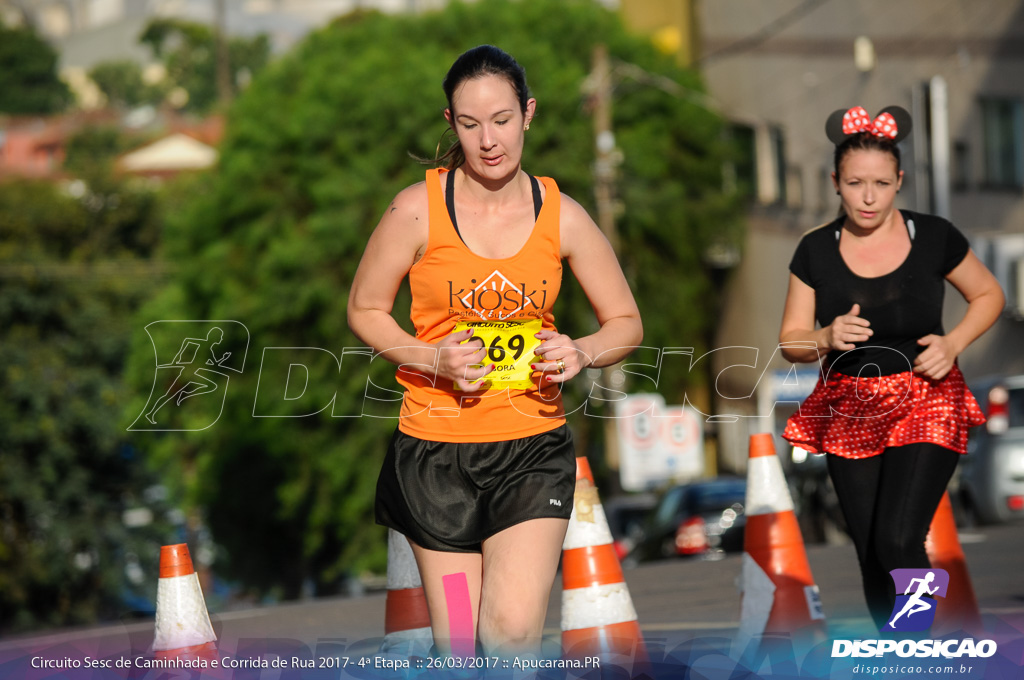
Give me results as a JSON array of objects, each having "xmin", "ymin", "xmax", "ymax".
[{"xmin": 442, "ymin": 572, "xmax": 475, "ymax": 658}]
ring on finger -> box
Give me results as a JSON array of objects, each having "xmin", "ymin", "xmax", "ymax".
[{"xmin": 556, "ymin": 359, "xmax": 566, "ymax": 373}]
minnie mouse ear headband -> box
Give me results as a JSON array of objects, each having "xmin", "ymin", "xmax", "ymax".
[{"xmin": 825, "ymin": 105, "xmax": 912, "ymax": 145}]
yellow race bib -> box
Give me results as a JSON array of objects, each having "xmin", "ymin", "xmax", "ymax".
[{"xmin": 453, "ymin": 319, "xmax": 543, "ymax": 390}]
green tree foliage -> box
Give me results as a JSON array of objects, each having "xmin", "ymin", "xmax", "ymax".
[
  {"xmin": 126, "ymin": 0, "xmax": 744, "ymax": 597},
  {"xmin": 63, "ymin": 126, "xmax": 163, "ymax": 256},
  {"xmin": 64, "ymin": 126, "xmax": 130, "ymax": 176},
  {"xmin": 0, "ymin": 20, "xmax": 73, "ymax": 114},
  {"xmin": 139, "ymin": 18, "xmax": 270, "ymax": 113},
  {"xmin": 0, "ymin": 178, "xmax": 170, "ymax": 633},
  {"xmin": 88, "ymin": 60, "xmax": 166, "ymax": 110}
]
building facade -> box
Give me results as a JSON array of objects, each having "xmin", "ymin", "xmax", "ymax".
[{"xmin": 691, "ymin": 0, "xmax": 1024, "ymax": 470}]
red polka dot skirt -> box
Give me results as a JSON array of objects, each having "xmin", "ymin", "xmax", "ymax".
[{"xmin": 782, "ymin": 364, "xmax": 986, "ymax": 459}]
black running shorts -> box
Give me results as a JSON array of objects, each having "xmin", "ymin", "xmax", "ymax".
[{"xmin": 375, "ymin": 424, "xmax": 576, "ymax": 553}]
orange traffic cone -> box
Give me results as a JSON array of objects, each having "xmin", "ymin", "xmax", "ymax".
[
  {"xmin": 737, "ymin": 434, "xmax": 826, "ymax": 650},
  {"xmin": 561, "ymin": 457, "xmax": 646, "ymax": 670},
  {"xmin": 152, "ymin": 543, "xmax": 218, "ymax": 663},
  {"xmin": 926, "ymin": 492, "xmax": 983, "ymax": 635},
  {"xmin": 380, "ymin": 529, "xmax": 434, "ymax": 656}
]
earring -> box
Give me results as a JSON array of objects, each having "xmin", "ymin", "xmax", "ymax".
[{"xmin": 524, "ymin": 123, "xmax": 530, "ymax": 131}]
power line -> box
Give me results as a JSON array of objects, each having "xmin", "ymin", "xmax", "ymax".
[
  {"xmin": 699, "ymin": 0, "xmax": 834, "ymax": 65},
  {"xmin": 610, "ymin": 59, "xmax": 721, "ymax": 112}
]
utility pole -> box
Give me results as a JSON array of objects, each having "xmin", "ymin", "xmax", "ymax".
[
  {"xmin": 586, "ymin": 45, "xmax": 722, "ymax": 481},
  {"xmin": 588, "ymin": 45, "xmax": 624, "ymax": 472},
  {"xmin": 592, "ymin": 44, "xmax": 620, "ymax": 252},
  {"xmin": 929, "ymin": 75, "xmax": 951, "ymax": 219}
]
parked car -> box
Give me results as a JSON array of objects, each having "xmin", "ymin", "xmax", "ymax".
[
  {"xmin": 601, "ymin": 493, "xmax": 659, "ymax": 560},
  {"xmin": 624, "ymin": 477, "xmax": 746, "ymax": 564},
  {"xmin": 959, "ymin": 375, "xmax": 1024, "ymax": 524}
]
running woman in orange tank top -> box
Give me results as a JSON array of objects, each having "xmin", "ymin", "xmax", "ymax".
[{"xmin": 347, "ymin": 46, "xmax": 642, "ymax": 658}]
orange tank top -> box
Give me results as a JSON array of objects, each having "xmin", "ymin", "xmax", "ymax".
[{"xmin": 396, "ymin": 168, "xmax": 566, "ymax": 442}]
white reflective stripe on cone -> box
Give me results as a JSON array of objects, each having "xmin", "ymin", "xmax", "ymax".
[
  {"xmin": 737, "ymin": 552, "xmax": 775, "ymax": 645},
  {"xmin": 380, "ymin": 627, "xmax": 434, "ymax": 657},
  {"xmin": 745, "ymin": 457, "xmax": 795, "ymax": 516},
  {"xmin": 562, "ymin": 583, "xmax": 639, "ymax": 631},
  {"xmin": 563, "ymin": 502, "xmax": 613, "ymax": 549},
  {"xmin": 153, "ymin": 573, "xmax": 216, "ymax": 651},
  {"xmin": 387, "ymin": 529, "xmax": 421, "ymax": 590}
]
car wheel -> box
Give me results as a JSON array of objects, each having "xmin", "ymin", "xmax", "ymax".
[{"xmin": 960, "ymin": 490, "xmax": 997, "ymax": 526}]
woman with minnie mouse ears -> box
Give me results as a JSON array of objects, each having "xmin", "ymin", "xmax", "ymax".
[{"xmin": 777, "ymin": 105, "xmax": 1004, "ymax": 628}]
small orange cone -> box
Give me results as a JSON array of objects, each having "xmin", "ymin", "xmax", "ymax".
[
  {"xmin": 380, "ymin": 529, "xmax": 434, "ymax": 656},
  {"xmin": 738, "ymin": 434, "xmax": 826, "ymax": 649},
  {"xmin": 152, "ymin": 543, "xmax": 218, "ymax": 662},
  {"xmin": 561, "ymin": 457, "xmax": 646, "ymax": 670},
  {"xmin": 926, "ymin": 492, "xmax": 983, "ymax": 635}
]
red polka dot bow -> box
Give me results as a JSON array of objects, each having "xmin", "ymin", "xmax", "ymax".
[{"xmin": 841, "ymin": 106, "xmax": 899, "ymax": 139}]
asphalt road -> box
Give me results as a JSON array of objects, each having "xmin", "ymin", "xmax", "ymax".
[{"xmin": 2, "ymin": 522, "xmax": 1022, "ymax": 678}]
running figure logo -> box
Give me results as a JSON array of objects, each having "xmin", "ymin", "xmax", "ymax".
[
  {"xmin": 130, "ymin": 321, "xmax": 249, "ymax": 431},
  {"xmin": 883, "ymin": 568, "xmax": 950, "ymax": 632}
]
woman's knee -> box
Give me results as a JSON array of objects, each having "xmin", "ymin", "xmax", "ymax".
[
  {"xmin": 872, "ymin": 528, "xmax": 929, "ymax": 572},
  {"xmin": 478, "ymin": 605, "xmax": 543, "ymax": 650}
]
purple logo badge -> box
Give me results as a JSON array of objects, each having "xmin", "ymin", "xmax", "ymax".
[{"xmin": 883, "ymin": 568, "xmax": 949, "ymax": 632}]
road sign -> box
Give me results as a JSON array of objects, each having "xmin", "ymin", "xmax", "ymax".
[{"xmin": 616, "ymin": 394, "xmax": 704, "ymax": 491}]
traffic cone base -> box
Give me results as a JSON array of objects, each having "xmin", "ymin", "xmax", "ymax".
[
  {"xmin": 562, "ymin": 620, "xmax": 644, "ymax": 657},
  {"xmin": 155, "ymin": 641, "xmax": 218, "ymax": 662}
]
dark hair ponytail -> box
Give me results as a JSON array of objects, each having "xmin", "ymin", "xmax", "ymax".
[{"xmin": 434, "ymin": 45, "xmax": 530, "ymax": 170}]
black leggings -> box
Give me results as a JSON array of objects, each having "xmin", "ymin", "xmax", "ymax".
[{"xmin": 826, "ymin": 443, "xmax": 960, "ymax": 629}]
